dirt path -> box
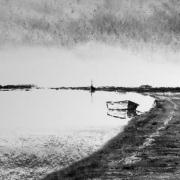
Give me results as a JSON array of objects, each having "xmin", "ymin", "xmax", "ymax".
[{"xmin": 43, "ymin": 94, "xmax": 180, "ymax": 180}]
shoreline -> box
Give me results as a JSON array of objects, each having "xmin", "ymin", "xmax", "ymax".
[
  {"xmin": 0, "ymin": 90, "xmax": 153, "ymax": 180},
  {"xmin": 43, "ymin": 93, "xmax": 180, "ymax": 179}
]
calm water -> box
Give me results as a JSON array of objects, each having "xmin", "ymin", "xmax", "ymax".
[
  {"xmin": 0, "ymin": 89, "xmax": 155, "ymax": 180},
  {"xmin": 0, "ymin": 89, "xmax": 154, "ymax": 136}
]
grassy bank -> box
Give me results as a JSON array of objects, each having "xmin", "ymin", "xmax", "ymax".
[{"xmin": 43, "ymin": 93, "xmax": 180, "ymax": 179}]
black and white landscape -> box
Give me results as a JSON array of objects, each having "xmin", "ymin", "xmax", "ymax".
[{"xmin": 1, "ymin": 1, "xmax": 180, "ymax": 179}]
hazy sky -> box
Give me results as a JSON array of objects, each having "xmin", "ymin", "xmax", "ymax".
[
  {"xmin": 0, "ymin": 43, "xmax": 180, "ymax": 87},
  {"xmin": 1, "ymin": 0, "xmax": 180, "ymax": 87}
]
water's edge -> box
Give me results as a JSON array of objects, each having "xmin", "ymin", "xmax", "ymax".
[{"xmin": 42, "ymin": 93, "xmax": 156, "ymax": 179}]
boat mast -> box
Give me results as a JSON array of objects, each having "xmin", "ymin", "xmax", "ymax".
[
  {"xmin": 90, "ymin": 80, "xmax": 95, "ymax": 92},
  {"xmin": 91, "ymin": 80, "xmax": 93, "ymax": 89},
  {"xmin": 90, "ymin": 80, "xmax": 95, "ymax": 101}
]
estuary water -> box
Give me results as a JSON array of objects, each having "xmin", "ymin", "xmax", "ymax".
[
  {"xmin": 0, "ymin": 89, "xmax": 154, "ymax": 136},
  {"xmin": 0, "ymin": 89, "xmax": 155, "ymax": 179}
]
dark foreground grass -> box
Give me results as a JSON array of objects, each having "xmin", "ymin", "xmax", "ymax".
[{"xmin": 43, "ymin": 94, "xmax": 180, "ymax": 179}]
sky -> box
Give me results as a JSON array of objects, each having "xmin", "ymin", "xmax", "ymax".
[
  {"xmin": 1, "ymin": 0, "xmax": 180, "ymax": 87},
  {"xmin": 0, "ymin": 42, "xmax": 180, "ymax": 87}
]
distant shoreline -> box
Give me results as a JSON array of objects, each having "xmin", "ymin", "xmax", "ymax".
[
  {"xmin": 0, "ymin": 84, "xmax": 37, "ymax": 91},
  {"xmin": 2, "ymin": 84, "xmax": 180, "ymax": 93},
  {"xmin": 51, "ymin": 86, "xmax": 180, "ymax": 93}
]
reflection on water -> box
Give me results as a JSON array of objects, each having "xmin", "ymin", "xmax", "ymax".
[
  {"xmin": 0, "ymin": 89, "xmax": 154, "ymax": 136},
  {"xmin": 107, "ymin": 109, "xmax": 138, "ymax": 119}
]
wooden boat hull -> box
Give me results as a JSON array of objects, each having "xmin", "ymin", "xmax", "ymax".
[{"xmin": 106, "ymin": 100, "xmax": 139, "ymax": 111}]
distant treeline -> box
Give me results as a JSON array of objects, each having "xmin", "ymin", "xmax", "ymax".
[
  {"xmin": 2, "ymin": 85, "xmax": 180, "ymax": 92},
  {"xmin": 0, "ymin": 84, "xmax": 36, "ymax": 90},
  {"xmin": 96, "ymin": 86, "xmax": 180, "ymax": 93},
  {"xmin": 52, "ymin": 86, "xmax": 180, "ymax": 93}
]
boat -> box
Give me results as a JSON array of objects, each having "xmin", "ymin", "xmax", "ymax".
[
  {"xmin": 106, "ymin": 100, "xmax": 139, "ymax": 111},
  {"xmin": 106, "ymin": 100, "xmax": 139, "ymax": 119}
]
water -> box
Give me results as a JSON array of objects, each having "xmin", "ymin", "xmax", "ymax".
[
  {"xmin": 0, "ymin": 89, "xmax": 154, "ymax": 136},
  {"xmin": 0, "ymin": 89, "xmax": 155, "ymax": 179}
]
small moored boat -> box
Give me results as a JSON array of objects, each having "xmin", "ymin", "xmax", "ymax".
[
  {"xmin": 106, "ymin": 100, "xmax": 139, "ymax": 111},
  {"xmin": 106, "ymin": 100, "xmax": 139, "ymax": 119}
]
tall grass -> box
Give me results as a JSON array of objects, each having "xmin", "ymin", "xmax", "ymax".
[{"xmin": 0, "ymin": 0, "xmax": 180, "ymax": 48}]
